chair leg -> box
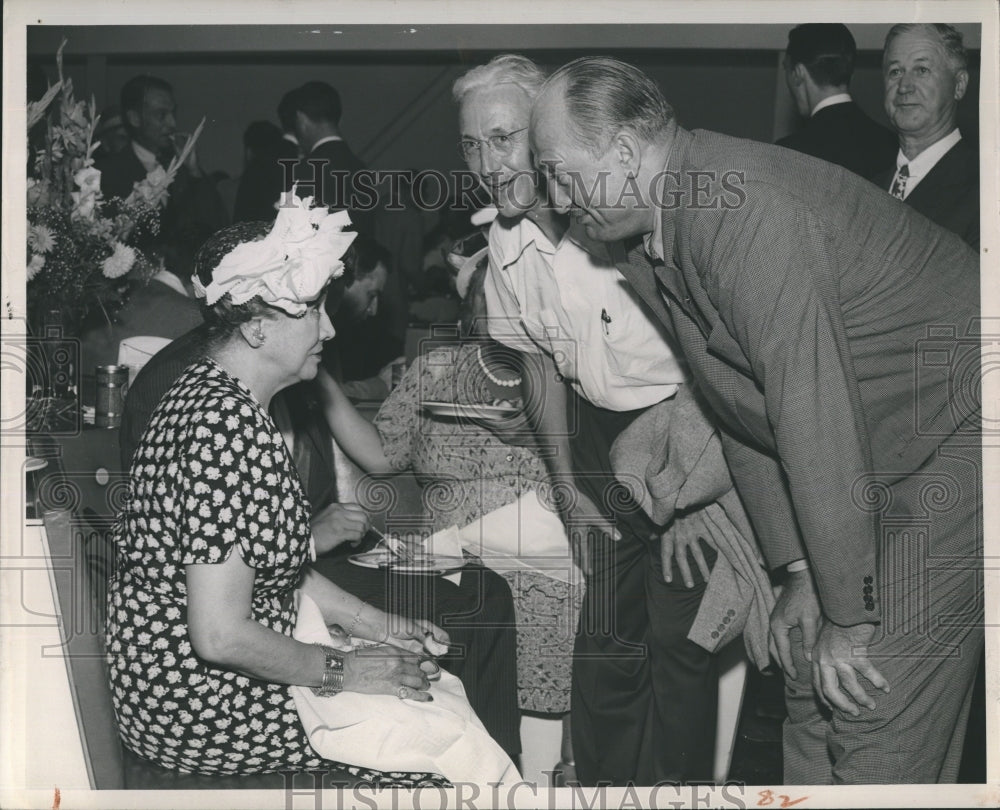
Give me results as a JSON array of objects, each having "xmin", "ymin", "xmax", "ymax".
[{"xmin": 713, "ymin": 642, "xmax": 750, "ymax": 784}]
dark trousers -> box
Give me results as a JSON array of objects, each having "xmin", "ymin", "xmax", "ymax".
[
  {"xmin": 568, "ymin": 397, "xmax": 718, "ymax": 785},
  {"xmin": 310, "ymin": 552, "xmax": 522, "ymax": 761}
]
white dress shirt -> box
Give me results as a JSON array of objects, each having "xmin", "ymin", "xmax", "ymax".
[
  {"xmin": 132, "ymin": 140, "xmax": 162, "ymax": 173},
  {"xmin": 309, "ymin": 134, "xmax": 344, "ymax": 152},
  {"xmin": 485, "ymin": 216, "xmax": 684, "ymax": 412},
  {"xmin": 890, "ymin": 128, "xmax": 962, "ymax": 200},
  {"xmin": 810, "ymin": 93, "xmax": 852, "ymax": 117}
]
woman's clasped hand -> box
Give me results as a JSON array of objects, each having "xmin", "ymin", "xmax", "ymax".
[{"xmin": 343, "ymin": 645, "xmax": 442, "ymax": 702}]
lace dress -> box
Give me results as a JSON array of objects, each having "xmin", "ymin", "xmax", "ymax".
[
  {"xmin": 106, "ymin": 358, "xmax": 446, "ymax": 785},
  {"xmin": 374, "ymin": 343, "xmax": 583, "ymax": 713}
]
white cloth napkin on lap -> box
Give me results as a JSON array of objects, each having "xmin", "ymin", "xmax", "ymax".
[
  {"xmin": 290, "ymin": 591, "xmax": 519, "ymax": 784},
  {"xmin": 422, "ymin": 525, "xmax": 464, "ymax": 586},
  {"xmin": 457, "ymin": 492, "xmax": 582, "ymax": 585}
]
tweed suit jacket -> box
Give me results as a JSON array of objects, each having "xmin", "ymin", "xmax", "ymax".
[
  {"xmin": 872, "ymin": 138, "xmax": 980, "ymax": 250},
  {"xmin": 776, "ymin": 100, "xmax": 898, "ymax": 180},
  {"xmin": 616, "ymin": 127, "xmax": 979, "ymax": 627}
]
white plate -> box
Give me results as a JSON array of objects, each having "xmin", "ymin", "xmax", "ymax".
[
  {"xmin": 348, "ymin": 549, "xmax": 394, "ymax": 569},
  {"xmin": 422, "ymin": 401, "xmax": 519, "ymax": 421},
  {"xmin": 24, "ymin": 457, "xmax": 48, "ymax": 472},
  {"xmin": 348, "ymin": 550, "xmax": 466, "ymax": 575}
]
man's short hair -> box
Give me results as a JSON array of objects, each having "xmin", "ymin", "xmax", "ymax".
[
  {"xmin": 452, "ymin": 54, "xmax": 547, "ymax": 104},
  {"xmin": 786, "ymin": 23, "xmax": 857, "ymax": 88},
  {"xmin": 119, "ymin": 75, "xmax": 173, "ymax": 134},
  {"xmin": 540, "ymin": 57, "xmax": 674, "ymax": 156},
  {"xmin": 341, "ymin": 235, "xmax": 392, "ymax": 288},
  {"xmin": 289, "ymin": 81, "xmax": 343, "ymax": 126},
  {"xmin": 883, "ymin": 23, "xmax": 969, "ymax": 72}
]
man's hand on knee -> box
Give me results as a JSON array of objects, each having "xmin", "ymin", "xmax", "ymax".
[
  {"xmin": 812, "ymin": 621, "xmax": 890, "ymax": 716},
  {"xmin": 769, "ymin": 568, "xmax": 822, "ymax": 679}
]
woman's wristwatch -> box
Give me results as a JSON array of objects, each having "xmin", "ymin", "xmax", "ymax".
[{"xmin": 312, "ymin": 644, "xmax": 345, "ymax": 697}]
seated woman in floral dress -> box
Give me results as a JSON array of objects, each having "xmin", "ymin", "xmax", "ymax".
[
  {"xmin": 105, "ymin": 200, "xmax": 450, "ymax": 783},
  {"xmin": 317, "ymin": 260, "xmax": 583, "ymax": 768}
]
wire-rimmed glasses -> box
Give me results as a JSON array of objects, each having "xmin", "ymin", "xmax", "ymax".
[{"xmin": 458, "ymin": 127, "xmax": 528, "ymax": 162}]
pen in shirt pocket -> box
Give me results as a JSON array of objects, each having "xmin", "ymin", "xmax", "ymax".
[{"xmin": 601, "ymin": 308, "xmax": 612, "ymax": 336}]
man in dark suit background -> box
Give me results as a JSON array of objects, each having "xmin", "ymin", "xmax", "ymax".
[
  {"xmin": 83, "ymin": 75, "xmax": 226, "ymax": 395},
  {"xmin": 97, "ymin": 74, "xmax": 228, "ymax": 278},
  {"xmin": 874, "ymin": 23, "xmax": 979, "ymax": 249},
  {"xmin": 531, "ymin": 56, "xmax": 982, "ymax": 785},
  {"xmin": 877, "ymin": 22, "xmax": 983, "ymax": 784},
  {"xmin": 777, "ymin": 23, "xmax": 897, "ymax": 178},
  {"xmin": 287, "ymin": 80, "xmax": 376, "ymax": 236}
]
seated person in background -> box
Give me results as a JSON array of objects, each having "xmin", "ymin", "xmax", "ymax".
[
  {"xmin": 233, "ymin": 120, "xmax": 289, "ymax": 223},
  {"xmin": 119, "ymin": 220, "xmax": 522, "ymax": 764},
  {"xmin": 107, "ymin": 197, "xmax": 451, "ymax": 783},
  {"xmin": 77, "ymin": 252, "xmax": 204, "ymax": 392},
  {"xmin": 873, "ymin": 23, "xmax": 979, "ymax": 249},
  {"xmin": 323, "ymin": 236, "xmax": 403, "ymax": 401},
  {"xmin": 407, "ymin": 264, "xmax": 461, "ymax": 326},
  {"xmin": 314, "ymin": 260, "xmax": 583, "ymax": 768},
  {"xmin": 777, "ymin": 23, "xmax": 897, "ymax": 178}
]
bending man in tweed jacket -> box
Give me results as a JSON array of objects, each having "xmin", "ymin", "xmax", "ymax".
[{"xmin": 530, "ymin": 56, "xmax": 982, "ymax": 784}]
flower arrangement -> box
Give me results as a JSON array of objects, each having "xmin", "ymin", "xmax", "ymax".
[{"xmin": 25, "ymin": 40, "xmax": 203, "ymax": 335}]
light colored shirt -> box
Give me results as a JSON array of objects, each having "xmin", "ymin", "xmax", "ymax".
[
  {"xmin": 644, "ymin": 202, "xmax": 666, "ymax": 262},
  {"xmin": 132, "ymin": 140, "xmax": 161, "ymax": 173},
  {"xmin": 310, "ymin": 135, "xmax": 344, "ymax": 152},
  {"xmin": 810, "ymin": 93, "xmax": 852, "ymax": 117},
  {"xmin": 890, "ymin": 128, "xmax": 962, "ymax": 200},
  {"xmin": 485, "ymin": 216, "xmax": 685, "ymax": 412}
]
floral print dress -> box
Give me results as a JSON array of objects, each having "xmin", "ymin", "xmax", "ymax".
[{"xmin": 106, "ymin": 358, "xmax": 445, "ymax": 785}]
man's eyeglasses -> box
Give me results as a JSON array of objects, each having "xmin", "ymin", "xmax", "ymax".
[{"xmin": 458, "ymin": 128, "xmax": 528, "ymax": 161}]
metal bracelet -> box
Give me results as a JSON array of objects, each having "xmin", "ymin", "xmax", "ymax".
[{"xmin": 311, "ymin": 644, "xmax": 345, "ymax": 697}]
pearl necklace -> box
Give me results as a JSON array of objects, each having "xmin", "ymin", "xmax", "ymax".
[{"xmin": 476, "ymin": 345, "xmax": 521, "ymax": 388}]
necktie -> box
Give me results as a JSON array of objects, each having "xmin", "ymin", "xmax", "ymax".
[{"xmin": 890, "ymin": 164, "xmax": 909, "ymax": 200}]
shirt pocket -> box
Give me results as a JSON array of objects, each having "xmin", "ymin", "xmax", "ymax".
[{"xmin": 601, "ymin": 302, "xmax": 676, "ymax": 386}]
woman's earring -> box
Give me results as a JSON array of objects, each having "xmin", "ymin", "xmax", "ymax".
[{"xmin": 254, "ymin": 326, "xmax": 266, "ymax": 343}]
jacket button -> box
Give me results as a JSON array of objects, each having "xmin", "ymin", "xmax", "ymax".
[
  {"xmin": 711, "ymin": 631, "xmax": 719, "ymax": 639},
  {"xmin": 864, "ymin": 576, "xmax": 873, "ymax": 585}
]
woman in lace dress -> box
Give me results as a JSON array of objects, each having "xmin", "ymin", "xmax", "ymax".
[{"xmin": 318, "ymin": 261, "xmax": 583, "ymax": 742}]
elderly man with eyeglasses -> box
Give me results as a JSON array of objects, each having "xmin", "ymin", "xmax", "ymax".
[{"xmin": 453, "ymin": 55, "xmax": 718, "ymax": 786}]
